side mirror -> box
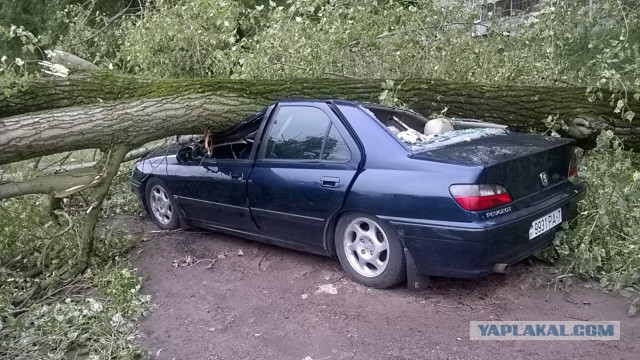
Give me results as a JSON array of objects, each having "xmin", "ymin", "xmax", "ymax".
[{"xmin": 176, "ymin": 146, "xmax": 194, "ymax": 162}]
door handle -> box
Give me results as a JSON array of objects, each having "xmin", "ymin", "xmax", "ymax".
[
  {"xmin": 320, "ymin": 176, "xmax": 340, "ymax": 188},
  {"xmin": 230, "ymin": 172, "xmax": 243, "ymax": 181}
]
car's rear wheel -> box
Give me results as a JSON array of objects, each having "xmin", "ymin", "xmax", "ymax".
[
  {"xmin": 335, "ymin": 212, "xmax": 406, "ymax": 288},
  {"xmin": 145, "ymin": 178, "xmax": 179, "ymax": 230}
]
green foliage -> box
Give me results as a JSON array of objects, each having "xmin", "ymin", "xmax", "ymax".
[
  {"xmin": 115, "ymin": 0, "xmax": 242, "ymax": 77},
  {"xmin": 0, "ymin": 51, "xmax": 32, "ymax": 98},
  {"xmin": 96, "ymin": 162, "xmax": 141, "ymax": 217},
  {"xmin": 0, "ymin": 0, "xmax": 131, "ymax": 62},
  {"xmin": 0, "ymin": 263, "xmax": 148, "ymax": 360},
  {"xmin": 5, "ymin": 0, "xmax": 639, "ymax": 102},
  {"xmin": 0, "ymin": 0, "xmax": 64, "ymax": 61},
  {"xmin": 542, "ymin": 131, "xmax": 640, "ymax": 290},
  {"xmin": 237, "ymin": 0, "xmax": 476, "ymax": 79},
  {"xmin": 0, "ymin": 25, "xmax": 40, "ymax": 97},
  {"xmin": 54, "ymin": 4, "xmax": 129, "ymax": 68},
  {"xmin": 378, "ymin": 79, "xmax": 405, "ymax": 107},
  {"xmin": 28, "ymin": 0, "xmax": 638, "ymax": 115},
  {"xmin": 0, "ymin": 172, "xmax": 147, "ymax": 359},
  {"xmin": 233, "ymin": 0, "xmax": 638, "ymax": 94}
]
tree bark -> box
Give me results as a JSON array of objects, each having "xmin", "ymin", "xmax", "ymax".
[
  {"xmin": 0, "ymin": 170, "xmax": 97, "ymax": 199},
  {"xmin": 10, "ymin": 145, "xmax": 129, "ymax": 308},
  {"xmin": 1, "ymin": 74, "xmax": 639, "ymax": 166},
  {"xmin": 0, "ymin": 145, "xmax": 170, "ymax": 200},
  {"xmin": 75, "ymin": 145, "xmax": 130, "ymax": 272}
]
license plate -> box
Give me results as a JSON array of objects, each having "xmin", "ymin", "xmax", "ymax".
[{"xmin": 528, "ymin": 208, "xmax": 562, "ymax": 240}]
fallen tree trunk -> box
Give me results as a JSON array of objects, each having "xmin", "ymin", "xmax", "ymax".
[{"xmin": 1, "ymin": 74, "xmax": 639, "ymax": 165}]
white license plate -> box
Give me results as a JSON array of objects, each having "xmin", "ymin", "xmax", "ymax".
[{"xmin": 528, "ymin": 208, "xmax": 562, "ymax": 240}]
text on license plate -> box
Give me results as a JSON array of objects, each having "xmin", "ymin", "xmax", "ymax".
[{"xmin": 528, "ymin": 208, "xmax": 562, "ymax": 240}]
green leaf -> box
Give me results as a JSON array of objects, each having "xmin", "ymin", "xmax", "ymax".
[{"xmin": 623, "ymin": 110, "xmax": 635, "ymax": 121}]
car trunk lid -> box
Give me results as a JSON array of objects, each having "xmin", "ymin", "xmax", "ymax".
[{"xmin": 411, "ymin": 131, "xmax": 575, "ymax": 202}]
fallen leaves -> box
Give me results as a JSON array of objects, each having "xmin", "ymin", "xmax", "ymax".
[
  {"xmin": 171, "ymin": 255, "xmax": 197, "ymax": 268},
  {"xmin": 171, "ymin": 253, "xmax": 228, "ymax": 270}
]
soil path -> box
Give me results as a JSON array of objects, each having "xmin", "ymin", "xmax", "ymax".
[{"xmin": 130, "ymin": 222, "xmax": 639, "ymax": 360}]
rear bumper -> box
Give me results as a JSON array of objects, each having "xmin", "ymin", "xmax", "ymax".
[{"xmin": 383, "ymin": 183, "xmax": 585, "ymax": 278}]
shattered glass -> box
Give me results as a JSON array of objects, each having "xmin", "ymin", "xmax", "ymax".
[
  {"xmin": 398, "ymin": 128, "xmax": 508, "ymax": 152},
  {"xmin": 358, "ymin": 104, "xmax": 508, "ymax": 153}
]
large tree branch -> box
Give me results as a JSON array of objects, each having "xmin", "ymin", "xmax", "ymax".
[
  {"xmin": 3, "ymin": 74, "xmax": 636, "ymax": 122},
  {"xmin": 44, "ymin": 50, "xmax": 100, "ymax": 72},
  {"xmin": 0, "ymin": 169, "xmax": 99, "ymax": 199},
  {"xmin": 36, "ymin": 144, "xmax": 170, "ymax": 174},
  {"xmin": 0, "ymin": 94, "xmax": 258, "ymax": 165},
  {"xmin": 0, "ymin": 144, "xmax": 168, "ymax": 199},
  {"xmin": 1, "ymin": 75, "xmax": 639, "ymax": 166}
]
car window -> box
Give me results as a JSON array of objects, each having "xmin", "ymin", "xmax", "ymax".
[
  {"xmin": 265, "ymin": 106, "xmax": 331, "ymax": 160},
  {"xmin": 322, "ymin": 124, "xmax": 351, "ymax": 161}
]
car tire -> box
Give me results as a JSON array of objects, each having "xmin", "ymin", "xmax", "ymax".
[
  {"xmin": 145, "ymin": 178, "xmax": 180, "ymax": 230},
  {"xmin": 335, "ymin": 212, "xmax": 406, "ymax": 289}
]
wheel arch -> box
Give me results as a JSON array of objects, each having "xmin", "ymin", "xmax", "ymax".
[
  {"xmin": 324, "ymin": 209, "xmax": 404, "ymax": 257},
  {"xmin": 324, "ymin": 210, "xmax": 346, "ymax": 257},
  {"xmin": 138, "ymin": 175, "xmax": 153, "ymax": 214}
]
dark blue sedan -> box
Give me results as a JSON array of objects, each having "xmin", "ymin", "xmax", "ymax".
[{"xmin": 131, "ymin": 100, "xmax": 585, "ymax": 288}]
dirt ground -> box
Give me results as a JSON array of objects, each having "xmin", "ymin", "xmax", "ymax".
[{"xmin": 129, "ymin": 219, "xmax": 640, "ymax": 360}]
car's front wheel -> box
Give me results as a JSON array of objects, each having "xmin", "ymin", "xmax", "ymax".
[
  {"xmin": 335, "ymin": 212, "xmax": 406, "ymax": 288},
  {"xmin": 145, "ymin": 178, "xmax": 179, "ymax": 230}
]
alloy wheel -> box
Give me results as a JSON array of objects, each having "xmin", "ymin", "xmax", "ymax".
[{"xmin": 343, "ymin": 217, "xmax": 390, "ymax": 277}]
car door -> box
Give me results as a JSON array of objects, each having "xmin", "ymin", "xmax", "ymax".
[
  {"xmin": 176, "ymin": 155, "xmax": 257, "ymax": 231},
  {"xmin": 171, "ymin": 111, "xmax": 269, "ymax": 232},
  {"xmin": 247, "ymin": 102, "xmax": 361, "ymax": 251}
]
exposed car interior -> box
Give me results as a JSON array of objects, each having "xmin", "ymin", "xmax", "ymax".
[
  {"xmin": 175, "ymin": 104, "xmax": 507, "ymax": 163},
  {"xmin": 176, "ymin": 136, "xmax": 256, "ymax": 163},
  {"xmin": 364, "ymin": 104, "xmax": 506, "ymax": 135}
]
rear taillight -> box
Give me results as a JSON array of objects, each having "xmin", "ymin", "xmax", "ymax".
[
  {"xmin": 568, "ymin": 148, "xmax": 578, "ymax": 177},
  {"xmin": 568, "ymin": 158, "xmax": 578, "ymax": 177},
  {"xmin": 449, "ymin": 184, "xmax": 513, "ymax": 211}
]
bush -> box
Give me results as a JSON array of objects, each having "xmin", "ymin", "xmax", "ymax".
[
  {"xmin": 0, "ymin": 170, "xmax": 147, "ymax": 359},
  {"xmin": 543, "ymin": 131, "xmax": 640, "ymax": 290}
]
